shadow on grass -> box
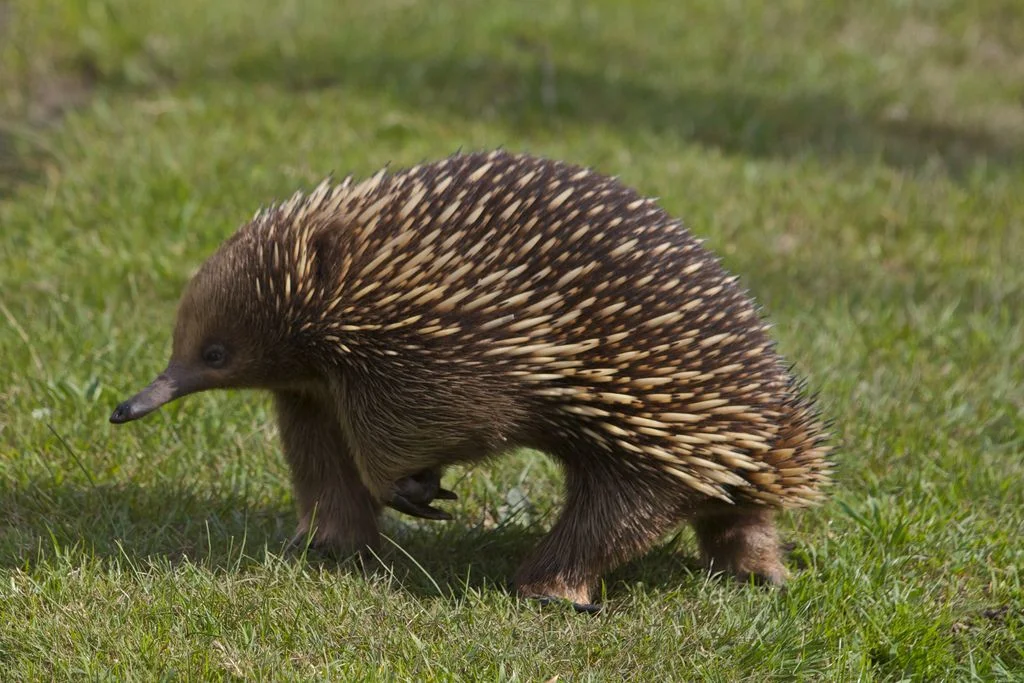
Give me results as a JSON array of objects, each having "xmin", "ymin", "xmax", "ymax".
[
  {"xmin": 7, "ymin": 22, "xmax": 1017, "ymax": 200},
  {"xmin": 355, "ymin": 56, "xmax": 1014, "ymax": 175},
  {"xmin": 223, "ymin": 45, "xmax": 1022, "ymax": 178},
  {"xmin": 375, "ymin": 518, "xmax": 707, "ymax": 603},
  {"xmin": 0, "ymin": 479, "xmax": 707, "ymax": 601},
  {"xmin": 0, "ymin": 0, "xmax": 94, "ymax": 200},
  {"xmin": 0, "ymin": 480, "xmax": 293, "ymax": 571},
  {"xmin": 0, "ymin": 71, "xmax": 94, "ymax": 199},
  {"xmin": 0, "ymin": 130, "xmax": 19, "ymax": 194},
  {"xmin": 0, "ymin": 116, "xmax": 77, "ymax": 201},
  {"xmin": 5, "ymin": 0, "xmax": 1021, "ymax": 196}
]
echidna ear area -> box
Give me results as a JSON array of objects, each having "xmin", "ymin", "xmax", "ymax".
[{"xmin": 244, "ymin": 150, "xmax": 833, "ymax": 509}]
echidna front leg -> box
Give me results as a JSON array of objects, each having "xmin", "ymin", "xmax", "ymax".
[
  {"xmin": 274, "ymin": 390, "xmax": 381, "ymax": 556},
  {"xmin": 690, "ymin": 507, "xmax": 788, "ymax": 585},
  {"xmin": 514, "ymin": 464, "xmax": 680, "ymax": 611}
]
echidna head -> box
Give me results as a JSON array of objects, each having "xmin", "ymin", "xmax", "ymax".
[{"xmin": 110, "ymin": 232, "xmax": 310, "ymax": 424}]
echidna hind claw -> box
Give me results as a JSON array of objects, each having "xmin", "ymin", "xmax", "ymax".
[
  {"xmin": 284, "ymin": 531, "xmax": 333, "ymax": 558},
  {"xmin": 283, "ymin": 533, "xmax": 308, "ymax": 556},
  {"xmin": 532, "ymin": 595, "xmax": 603, "ymax": 615}
]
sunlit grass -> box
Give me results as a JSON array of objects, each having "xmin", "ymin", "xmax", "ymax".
[{"xmin": 1, "ymin": 0, "xmax": 1022, "ymax": 678}]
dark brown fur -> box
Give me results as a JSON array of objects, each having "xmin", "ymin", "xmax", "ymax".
[{"xmin": 111, "ymin": 150, "xmax": 832, "ymax": 608}]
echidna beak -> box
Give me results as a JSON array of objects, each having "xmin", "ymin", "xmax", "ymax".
[{"xmin": 109, "ymin": 363, "xmax": 194, "ymax": 424}]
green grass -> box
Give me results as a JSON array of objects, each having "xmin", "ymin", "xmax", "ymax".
[{"xmin": 1, "ymin": 0, "xmax": 1022, "ymax": 678}]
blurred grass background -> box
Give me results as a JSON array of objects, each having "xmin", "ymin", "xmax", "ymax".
[{"xmin": 0, "ymin": 0, "xmax": 1022, "ymax": 678}]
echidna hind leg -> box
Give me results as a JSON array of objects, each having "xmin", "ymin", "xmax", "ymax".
[
  {"xmin": 274, "ymin": 390, "xmax": 381, "ymax": 556},
  {"xmin": 514, "ymin": 465, "xmax": 679, "ymax": 610},
  {"xmin": 691, "ymin": 508, "xmax": 788, "ymax": 585}
]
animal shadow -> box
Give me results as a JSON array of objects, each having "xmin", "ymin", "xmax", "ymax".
[{"xmin": 0, "ymin": 479, "xmax": 709, "ymax": 602}]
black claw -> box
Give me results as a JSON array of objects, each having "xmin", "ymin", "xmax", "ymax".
[
  {"xmin": 573, "ymin": 602, "xmax": 603, "ymax": 615},
  {"xmin": 388, "ymin": 493, "xmax": 453, "ymax": 521},
  {"xmin": 435, "ymin": 487, "xmax": 458, "ymax": 501},
  {"xmin": 532, "ymin": 595, "xmax": 603, "ymax": 615}
]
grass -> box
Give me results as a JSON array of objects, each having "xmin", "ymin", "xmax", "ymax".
[{"xmin": 1, "ymin": 0, "xmax": 1022, "ymax": 678}]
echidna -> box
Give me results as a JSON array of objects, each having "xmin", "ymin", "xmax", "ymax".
[{"xmin": 110, "ymin": 150, "xmax": 831, "ymax": 611}]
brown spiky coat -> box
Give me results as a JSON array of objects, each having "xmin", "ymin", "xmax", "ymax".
[{"xmin": 144, "ymin": 150, "xmax": 831, "ymax": 606}]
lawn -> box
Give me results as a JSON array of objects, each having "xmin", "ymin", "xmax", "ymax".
[{"xmin": 1, "ymin": 0, "xmax": 1022, "ymax": 679}]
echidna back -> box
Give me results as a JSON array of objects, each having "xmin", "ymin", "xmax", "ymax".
[{"xmin": 252, "ymin": 150, "xmax": 832, "ymax": 507}]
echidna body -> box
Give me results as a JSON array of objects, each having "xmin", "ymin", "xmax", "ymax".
[{"xmin": 111, "ymin": 150, "xmax": 831, "ymax": 609}]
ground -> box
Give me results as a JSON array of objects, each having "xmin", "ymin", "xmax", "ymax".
[{"xmin": 0, "ymin": 0, "xmax": 1022, "ymax": 679}]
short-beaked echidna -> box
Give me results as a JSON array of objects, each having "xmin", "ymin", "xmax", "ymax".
[{"xmin": 110, "ymin": 150, "xmax": 832, "ymax": 611}]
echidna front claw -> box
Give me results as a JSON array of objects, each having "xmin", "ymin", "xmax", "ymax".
[
  {"xmin": 387, "ymin": 468, "xmax": 457, "ymax": 521},
  {"xmin": 435, "ymin": 487, "xmax": 458, "ymax": 501},
  {"xmin": 387, "ymin": 493, "xmax": 453, "ymax": 521}
]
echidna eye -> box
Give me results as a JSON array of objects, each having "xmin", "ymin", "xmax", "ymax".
[{"xmin": 201, "ymin": 343, "xmax": 227, "ymax": 368}]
